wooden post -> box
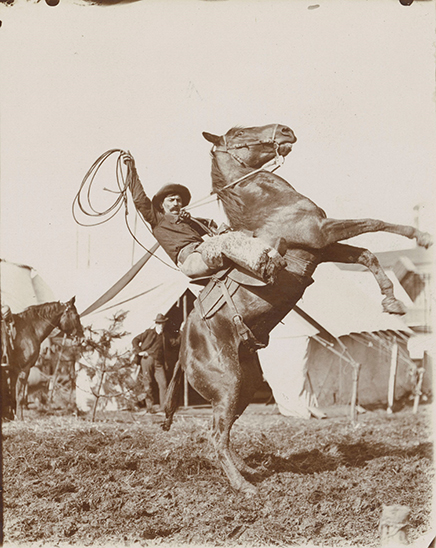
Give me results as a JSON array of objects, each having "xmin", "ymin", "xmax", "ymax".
[
  {"xmin": 387, "ymin": 337, "xmax": 398, "ymax": 415},
  {"xmin": 182, "ymin": 293, "xmax": 189, "ymax": 408},
  {"xmin": 350, "ymin": 361, "xmax": 361, "ymax": 424},
  {"xmin": 380, "ymin": 504, "xmax": 410, "ymax": 545}
]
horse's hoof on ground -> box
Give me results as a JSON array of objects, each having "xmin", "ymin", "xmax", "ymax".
[
  {"xmin": 237, "ymin": 480, "xmax": 258, "ymax": 497},
  {"xmin": 241, "ymin": 464, "xmax": 267, "ymax": 479},
  {"xmin": 416, "ymin": 232, "xmax": 433, "ymax": 248},
  {"xmin": 382, "ymin": 297, "xmax": 407, "ymax": 315},
  {"xmin": 161, "ymin": 419, "xmax": 171, "ymax": 431}
]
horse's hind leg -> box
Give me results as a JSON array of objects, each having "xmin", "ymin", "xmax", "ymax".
[
  {"xmin": 162, "ymin": 359, "xmax": 183, "ymax": 431},
  {"xmin": 227, "ymin": 347, "xmax": 265, "ymax": 478},
  {"xmin": 321, "ymin": 243, "xmax": 406, "ymax": 315},
  {"xmin": 211, "ymin": 395, "xmax": 258, "ymax": 496},
  {"xmin": 211, "ymin": 346, "xmax": 266, "ymax": 494},
  {"xmin": 182, "ymin": 316, "xmax": 260, "ymax": 494}
]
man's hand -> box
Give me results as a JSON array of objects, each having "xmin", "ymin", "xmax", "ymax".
[
  {"xmin": 138, "ymin": 351, "xmax": 149, "ymax": 357},
  {"xmin": 207, "ymin": 219, "xmax": 218, "ymax": 230},
  {"xmin": 217, "ymin": 223, "xmax": 232, "ymax": 234},
  {"xmin": 177, "ymin": 209, "xmax": 191, "ymax": 222},
  {"xmin": 122, "ymin": 151, "xmax": 135, "ymax": 166}
]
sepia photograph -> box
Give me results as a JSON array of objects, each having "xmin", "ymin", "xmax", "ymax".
[{"xmin": 1, "ymin": 0, "xmax": 434, "ymax": 546}]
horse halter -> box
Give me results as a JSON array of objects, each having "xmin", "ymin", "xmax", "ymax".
[
  {"xmin": 211, "ymin": 124, "xmax": 284, "ymax": 194},
  {"xmin": 213, "ymin": 124, "xmax": 280, "ymax": 168}
]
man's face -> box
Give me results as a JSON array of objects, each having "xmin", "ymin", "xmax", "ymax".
[
  {"xmin": 155, "ymin": 323, "xmax": 164, "ymax": 334},
  {"xmin": 161, "ymin": 194, "xmax": 183, "ymax": 215}
]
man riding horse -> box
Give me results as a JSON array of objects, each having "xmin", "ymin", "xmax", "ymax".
[{"xmin": 123, "ymin": 154, "xmax": 286, "ymax": 284}]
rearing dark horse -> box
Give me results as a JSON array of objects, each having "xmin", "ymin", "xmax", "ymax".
[
  {"xmin": 163, "ymin": 124, "xmax": 432, "ymax": 495},
  {"xmin": 1, "ymin": 297, "xmax": 83, "ymax": 419}
]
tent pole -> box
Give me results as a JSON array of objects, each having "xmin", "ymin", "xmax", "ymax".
[
  {"xmin": 350, "ymin": 361, "xmax": 361, "ymax": 424},
  {"xmin": 387, "ymin": 336, "xmax": 399, "ymax": 415},
  {"xmin": 183, "ymin": 294, "xmax": 189, "ymax": 408}
]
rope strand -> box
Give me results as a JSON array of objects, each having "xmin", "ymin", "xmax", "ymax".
[{"xmin": 73, "ymin": 150, "xmax": 180, "ymax": 271}]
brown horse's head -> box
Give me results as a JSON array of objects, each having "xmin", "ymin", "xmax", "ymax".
[
  {"xmin": 59, "ymin": 297, "xmax": 84, "ymax": 339},
  {"xmin": 203, "ymin": 124, "xmax": 297, "ymax": 170}
]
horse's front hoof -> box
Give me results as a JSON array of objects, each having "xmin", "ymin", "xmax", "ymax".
[
  {"xmin": 382, "ymin": 297, "xmax": 407, "ymax": 315},
  {"xmin": 416, "ymin": 231, "xmax": 433, "ymax": 249}
]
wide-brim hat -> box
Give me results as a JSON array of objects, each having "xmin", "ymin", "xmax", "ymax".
[
  {"xmin": 154, "ymin": 313, "xmax": 169, "ymax": 324},
  {"xmin": 152, "ymin": 184, "xmax": 191, "ymax": 210}
]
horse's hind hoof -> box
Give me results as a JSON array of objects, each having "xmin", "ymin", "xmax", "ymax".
[
  {"xmin": 416, "ymin": 231, "xmax": 433, "ymax": 249},
  {"xmin": 161, "ymin": 419, "xmax": 171, "ymax": 431},
  {"xmin": 235, "ymin": 480, "xmax": 258, "ymax": 497},
  {"xmin": 382, "ymin": 297, "xmax": 407, "ymax": 315}
]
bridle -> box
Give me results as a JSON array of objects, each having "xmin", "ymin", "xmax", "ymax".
[
  {"xmin": 211, "ymin": 124, "xmax": 285, "ymax": 194},
  {"xmin": 44, "ymin": 301, "xmax": 80, "ymax": 337},
  {"xmin": 213, "ymin": 124, "xmax": 280, "ymax": 167}
]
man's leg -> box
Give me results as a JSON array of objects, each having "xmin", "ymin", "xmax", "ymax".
[
  {"xmin": 153, "ymin": 361, "xmax": 168, "ymax": 412},
  {"xmin": 178, "ymin": 251, "xmax": 218, "ymax": 278},
  {"xmin": 198, "ymin": 231, "xmax": 286, "ymax": 283},
  {"xmin": 141, "ymin": 356, "xmax": 155, "ymax": 412}
]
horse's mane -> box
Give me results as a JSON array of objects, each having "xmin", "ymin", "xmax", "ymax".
[
  {"xmin": 18, "ymin": 301, "xmax": 62, "ymax": 322},
  {"xmin": 210, "ymin": 152, "xmax": 246, "ymax": 229}
]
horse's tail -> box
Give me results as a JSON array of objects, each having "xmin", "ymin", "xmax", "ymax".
[{"xmin": 161, "ymin": 359, "xmax": 184, "ymax": 431}]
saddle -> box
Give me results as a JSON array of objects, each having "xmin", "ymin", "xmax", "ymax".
[{"xmin": 191, "ymin": 266, "xmax": 267, "ymax": 352}]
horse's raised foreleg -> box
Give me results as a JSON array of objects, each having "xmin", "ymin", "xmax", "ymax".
[
  {"xmin": 312, "ymin": 218, "xmax": 432, "ymax": 249},
  {"xmin": 321, "ymin": 243, "xmax": 407, "ymax": 315}
]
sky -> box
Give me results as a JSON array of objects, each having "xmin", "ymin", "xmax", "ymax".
[{"xmin": 1, "ymin": 0, "xmax": 435, "ymax": 312}]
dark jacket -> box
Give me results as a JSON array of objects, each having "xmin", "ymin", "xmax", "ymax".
[
  {"xmin": 132, "ymin": 328, "xmax": 165, "ymax": 364},
  {"xmin": 127, "ymin": 164, "xmax": 210, "ymax": 264},
  {"xmin": 132, "ymin": 327, "xmax": 181, "ymax": 366}
]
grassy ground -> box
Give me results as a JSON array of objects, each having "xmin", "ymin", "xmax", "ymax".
[{"xmin": 2, "ymin": 403, "xmax": 434, "ymax": 547}]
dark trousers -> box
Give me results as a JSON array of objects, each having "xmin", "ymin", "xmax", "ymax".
[{"xmin": 141, "ymin": 355, "xmax": 167, "ymax": 411}]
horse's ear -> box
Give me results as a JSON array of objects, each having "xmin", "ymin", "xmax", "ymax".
[
  {"xmin": 202, "ymin": 132, "xmax": 222, "ymax": 146},
  {"xmin": 69, "ymin": 296, "xmax": 76, "ymax": 305}
]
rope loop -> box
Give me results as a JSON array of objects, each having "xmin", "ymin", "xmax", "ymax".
[
  {"xmin": 72, "ymin": 149, "xmax": 179, "ymax": 271},
  {"xmin": 72, "ymin": 149, "xmax": 129, "ymax": 227}
]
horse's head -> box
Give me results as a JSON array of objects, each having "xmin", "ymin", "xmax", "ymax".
[
  {"xmin": 59, "ymin": 297, "xmax": 84, "ymax": 339},
  {"xmin": 203, "ymin": 124, "xmax": 297, "ymax": 170}
]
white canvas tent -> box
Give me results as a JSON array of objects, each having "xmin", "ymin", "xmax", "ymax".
[
  {"xmin": 0, "ymin": 259, "xmax": 55, "ymax": 312},
  {"xmin": 80, "ymin": 252, "xmax": 415, "ymax": 415},
  {"xmin": 259, "ymin": 263, "xmax": 414, "ymax": 418},
  {"xmin": 80, "ymin": 244, "xmax": 193, "ymax": 350}
]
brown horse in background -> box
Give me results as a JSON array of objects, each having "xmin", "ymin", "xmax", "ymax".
[
  {"xmin": 163, "ymin": 124, "xmax": 432, "ymax": 495},
  {"xmin": 1, "ymin": 297, "xmax": 83, "ymax": 419}
]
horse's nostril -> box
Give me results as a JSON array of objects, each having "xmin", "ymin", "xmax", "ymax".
[{"xmin": 281, "ymin": 127, "xmax": 291, "ymax": 134}]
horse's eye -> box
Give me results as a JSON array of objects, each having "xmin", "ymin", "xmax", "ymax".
[{"xmin": 235, "ymin": 131, "xmax": 244, "ymax": 137}]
